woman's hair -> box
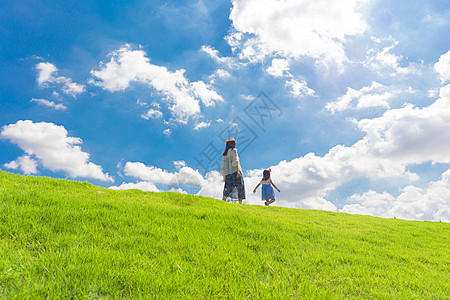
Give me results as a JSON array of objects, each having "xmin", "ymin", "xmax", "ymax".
[
  {"xmin": 262, "ymin": 169, "xmax": 271, "ymax": 181},
  {"xmin": 222, "ymin": 141, "xmax": 236, "ymax": 156}
]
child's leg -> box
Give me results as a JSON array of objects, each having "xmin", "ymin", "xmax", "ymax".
[{"xmin": 268, "ymin": 198, "xmax": 275, "ymax": 205}]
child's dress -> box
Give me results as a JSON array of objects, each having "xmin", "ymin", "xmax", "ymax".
[{"xmin": 261, "ymin": 179, "xmax": 275, "ymax": 201}]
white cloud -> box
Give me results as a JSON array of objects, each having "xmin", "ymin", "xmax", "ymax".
[
  {"xmin": 215, "ymin": 69, "xmax": 230, "ymax": 79},
  {"xmin": 35, "ymin": 62, "xmax": 86, "ymax": 97},
  {"xmin": 434, "ymin": 49, "xmax": 450, "ymax": 83},
  {"xmin": 341, "ymin": 191, "xmax": 395, "ymax": 217},
  {"xmin": 36, "ymin": 62, "xmax": 58, "ymax": 85},
  {"xmin": 326, "ymin": 81, "xmax": 395, "ymax": 114},
  {"xmin": 193, "ymin": 121, "xmax": 211, "ymax": 130},
  {"xmin": 111, "ymin": 165, "xmax": 223, "ymax": 201},
  {"xmin": 109, "ymin": 181, "xmax": 160, "ymax": 192},
  {"xmin": 196, "ymin": 170, "xmax": 225, "ymax": 200},
  {"xmin": 3, "ymin": 155, "xmax": 38, "ymax": 175},
  {"xmin": 123, "ymin": 161, "xmax": 207, "ymax": 187},
  {"xmin": 266, "ymin": 58, "xmax": 290, "ymax": 77},
  {"xmin": 228, "ymin": 0, "xmax": 368, "ymax": 66},
  {"xmin": 1, "ymin": 120, "xmax": 112, "ymax": 182},
  {"xmin": 241, "ymin": 95, "xmax": 255, "ymax": 101},
  {"xmin": 366, "ymin": 42, "xmax": 422, "ymax": 76},
  {"xmin": 163, "ymin": 128, "xmax": 172, "ymax": 136},
  {"xmin": 356, "ymin": 84, "xmax": 450, "ymax": 164},
  {"xmin": 209, "ymin": 69, "xmax": 231, "ymax": 84},
  {"xmin": 31, "ymin": 98, "xmax": 67, "ymax": 110},
  {"xmin": 141, "ymin": 108, "xmax": 163, "ymax": 120},
  {"xmin": 341, "ymin": 168, "xmax": 450, "ymax": 222},
  {"xmin": 266, "ymin": 59, "xmax": 316, "ymax": 99},
  {"xmin": 201, "ymin": 45, "xmax": 228, "ymax": 63},
  {"xmin": 190, "ymin": 81, "xmax": 223, "ymax": 107},
  {"xmin": 61, "ymin": 80, "xmax": 86, "ymax": 96},
  {"xmin": 285, "ymin": 79, "xmax": 316, "ymax": 98},
  {"xmin": 173, "ymin": 160, "xmax": 187, "ymax": 169},
  {"xmin": 200, "ymin": 45, "xmax": 239, "ymax": 67},
  {"xmin": 136, "ymin": 99, "xmax": 148, "ymax": 107},
  {"xmin": 90, "ymin": 45, "xmax": 223, "ymax": 122}
]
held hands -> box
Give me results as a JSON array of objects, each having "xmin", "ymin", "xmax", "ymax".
[{"xmin": 236, "ymin": 172, "xmax": 241, "ymax": 178}]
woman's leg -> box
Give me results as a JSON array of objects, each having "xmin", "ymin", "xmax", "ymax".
[{"xmin": 222, "ymin": 173, "xmax": 233, "ymax": 201}]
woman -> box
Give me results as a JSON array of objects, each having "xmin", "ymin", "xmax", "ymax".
[{"xmin": 221, "ymin": 138, "xmax": 246, "ymax": 204}]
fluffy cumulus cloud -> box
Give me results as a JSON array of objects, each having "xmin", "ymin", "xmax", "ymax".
[
  {"xmin": 122, "ymin": 161, "xmax": 207, "ymax": 187},
  {"xmin": 110, "ymin": 165, "xmax": 224, "ymax": 200},
  {"xmin": 196, "ymin": 171, "xmax": 225, "ymax": 200},
  {"xmin": 90, "ymin": 45, "xmax": 223, "ymax": 122},
  {"xmin": 365, "ymin": 41, "xmax": 422, "ymax": 76},
  {"xmin": 228, "ymin": 0, "xmax": 368, "ymax": 66},
  {"xmin": 36, "ymin": 62, "xmax": 58, "ymax": 85},
  {"xmin": 1, "ymin": 120, "xmax": 112, "ymax": 182},
  {"xmin": 3, "ymin": 155, "xmax": 38, "ymax": 175},
  {"xmin": 266, "ymin": 58, "xmax": 290, "ymax": 77},
  {"xmin": 285, "ymin": 79, "xmax": 316, "ymax": 98},
  {"xmin": 326, "ymin": 81, "xmax": 395, "ymax": 113},
  {"xmin": 35, "ymin": 62, "xmax": 86, "ymax": 97},
  {"xmin": 110, "ymin": 181, "xmax": 160, "ymax": 192},
  {"xmin": 356, "ymin": 84, "xmax": 450, "ymax": 165},
  {"xmin": 434, "ymin": 49, "xmax": 450, "ymax": 83},
  {"xmin": 341, "ymin": 168, "xmax": 450, "ymax": 222}
]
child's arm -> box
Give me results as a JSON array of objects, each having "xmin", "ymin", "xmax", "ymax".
[
  {"xmin": 270, "ymin": 179, "xmax": 280, "ymax": 193},
  {"xmin": 253, "ymin": 182, "xmax": 261, "ymax": 193}
]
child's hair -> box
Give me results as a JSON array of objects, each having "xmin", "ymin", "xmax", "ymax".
[{"xmin": 262, "ymin": 169, "xmax": 271, "ymax": 181}]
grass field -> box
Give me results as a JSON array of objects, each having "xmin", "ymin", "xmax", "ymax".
[{"xmin": 0, "ymin": 170, "xmax": 449, "ymax": 299}]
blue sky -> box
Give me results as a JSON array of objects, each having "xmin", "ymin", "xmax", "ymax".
[{"xmin": 1, "ymin": 0, "xmax": 450, "ymax": 222}]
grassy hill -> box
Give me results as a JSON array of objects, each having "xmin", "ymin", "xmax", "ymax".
[{"xmin": 0, "ymin": 170, "xmax": 448, "ymax": 299}]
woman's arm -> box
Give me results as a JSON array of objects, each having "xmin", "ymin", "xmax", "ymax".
[
  {"xmin": 253, "ymin": 182, "xmax": 261, "ymax": 193},
  {"xmin": 270, "ymin": 179, "xmax": 280, "ymax": 192},
  {"xmin": 231, "ymin": 149, "xmax": 241, "ymax": 177}
]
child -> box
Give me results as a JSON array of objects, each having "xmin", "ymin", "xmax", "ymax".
[{"xmin": 253, "ymin": 169, "xmax": 280, "ymax": 206}]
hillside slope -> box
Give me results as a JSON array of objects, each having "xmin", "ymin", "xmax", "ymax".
[{"xmin": 0, "ymin": 171, "xmax": 448, "ymax": 299}]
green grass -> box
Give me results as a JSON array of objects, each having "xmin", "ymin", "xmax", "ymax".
[{"xmin": 0, "ymin": 170, "xmax": 449, "ymax": 299}]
